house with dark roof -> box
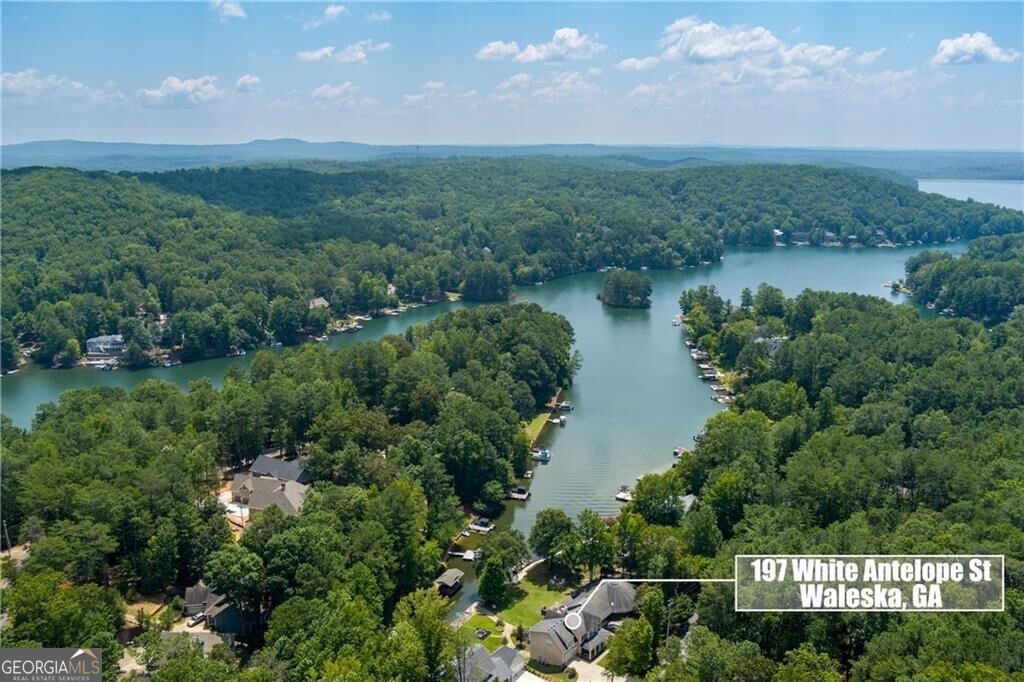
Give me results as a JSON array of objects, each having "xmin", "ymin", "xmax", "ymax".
[
  {"xmin": 185, "ymin": 580, "xmax": 212, "ymax": 616},
  {"xmin": 434, "ymin": 568, "xmax": 464, "ymax": 596},
  {"xmin": 249, "ymin": 454, "xmax": 312, "ymax": 484},
  {"xmin": 528, "ymin": 581, "xmax": 638, "ymax": 668},
  {"xmin": 459, "ymin": 644, "xmax": 525, "ymax": 682},
  {"xmin": 231, "ymin": 474, "xmax": 308, "ymax": 515}
]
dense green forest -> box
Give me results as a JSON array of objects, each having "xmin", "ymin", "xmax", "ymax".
[
  {"xmin": 0, "ymin": 304, "xmax": 575, "ymax": 680},
  {"xmin": 615, "ymin": 284, "xmax": 1024, "ymax": 680},
  {"xmin": 905, "ymin": 233, "xmax": 1024, "ymax": 324},
  {"xmin": 3, "ymin": 160, "xmax": 1021, "ymax": 369},
  {"xmin": 599, "ymin": 270, "xmax": 653, "ymax": 308}
]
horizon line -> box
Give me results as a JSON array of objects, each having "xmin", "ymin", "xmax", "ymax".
[{"xmin": 3, "ymin": 137, "xmax": 1023, "ymax": 155}]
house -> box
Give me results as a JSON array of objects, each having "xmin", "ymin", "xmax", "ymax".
[
  {"xmin": 85, "ymin": 334, "xmax": 124, "ymax": 354},
  {"xmin": 528, "ymin": 581, "xmax": 638, "ymax": 668},
  {"xmin": 183, "ymin": 581, "xmax": 252, "ymax": 636},
  {"xmin": 249, "ymin": 454, "xmax": 312, "ymax": 484},
  {"xmin": 205, "ymin": 593, "xmax": 252, "ymax": 635},
  {"xmin": 459, "ymin": 644, "xmax": 525, "ymax": 682},
  {"xmin": 185, "ymin": 580, "xmax": 212, "ymax": 616},
  {"xmin": 434, "ymin": 568, "xmax": 464, "ymax": 596},
  {"xmin": 308, "ymin": 297, "xmax": 330, "ymax": 310},
  {"xmin": 231, "ymin": 474, "xmax": 308, "ymax": 515}
]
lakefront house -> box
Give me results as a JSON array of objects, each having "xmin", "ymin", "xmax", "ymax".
[{"xmin": 527, "ymin": 581, "xmax": 637, "ymax": 668}]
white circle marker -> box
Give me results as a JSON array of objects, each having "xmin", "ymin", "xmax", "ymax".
[{"xmin": 564, "ymin": 611, "xmax": 583, "ymax": 630}]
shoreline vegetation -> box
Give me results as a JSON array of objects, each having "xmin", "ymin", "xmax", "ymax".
[
  {"xmin": 4, "ymin": 161, "xmax": 1021, "ymax": 374},
  {"xmin": 598, "ymin": 270, "xmax": 653, "ymax": 309}
]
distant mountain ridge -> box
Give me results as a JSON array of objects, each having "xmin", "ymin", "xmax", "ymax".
[{"xmin": 3, "ymin": 138, "xmax": 1022, "ymax": 179}]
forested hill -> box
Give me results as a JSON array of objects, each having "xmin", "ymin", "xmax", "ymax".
[
  {"xmin": 905, "ymin": 233, "xmax": 1024, "ymax": 324},
  {"xmin": 2, "ymin": 161, "xmax": 1022, "ymax": 369},
  {"xmin": 4, "ymin": 139, "xmax": 1022, "ymax": 179}
]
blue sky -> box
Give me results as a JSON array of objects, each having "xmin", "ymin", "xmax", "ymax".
[{"xmin": 2, "ymin": 2, "xmax": 1022, "ymax": 149}]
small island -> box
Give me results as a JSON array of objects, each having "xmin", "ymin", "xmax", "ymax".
[{"xmin": 598, "ymin": 270, "xmax": 653, "ymax": 308}]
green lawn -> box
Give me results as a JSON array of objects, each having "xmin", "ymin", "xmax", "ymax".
[
  {"xmin": 462, "ymin": 614, "xmax": 504, "ymax": 653},
  {"xmin": 523, "ymin": 411, "xmax": 551, "ymax": 445},
  {"xmin": 498, "ymin": 562, "xmax": 576, "ymax": 628}
]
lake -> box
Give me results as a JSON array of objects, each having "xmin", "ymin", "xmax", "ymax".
[
  {"xmin": 918, "ymin": 179, "xmax": 1024, "ymax": 211},
  {"xmin": 2, "ymin": 177, "xmax": 1018, "ymax": 615}
]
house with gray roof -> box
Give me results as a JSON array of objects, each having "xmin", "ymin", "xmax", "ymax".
[
  {"xmin": 85, "ymin": 334, "xmax": 124, "ymax": 354},
  {"xmin": 528, "ymin": 581, "xmax": 638, "ymax": 668},
  {"xmin": 231, "ymin": 473, "xmax": 308, "ymax": 515},
  {"xmin": 458, "ymin": 644, "xmax": 525, "ymax": 682},
  {"xmin": 249, "ymin": 454, "xmax": 312, "ymax": 484}
]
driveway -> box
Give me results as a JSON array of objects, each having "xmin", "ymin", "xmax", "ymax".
[{"xmin": 567, "ymin": 655, "xmax": 622, "ymax": 682}]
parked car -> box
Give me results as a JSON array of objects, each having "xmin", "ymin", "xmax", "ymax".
[{"xmin": 186, "ymin": 613, "xmax": 206, "ymax": 628}]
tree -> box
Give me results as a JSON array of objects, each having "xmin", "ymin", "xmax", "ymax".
[
  {"xmin": 461, "ymin": 261, "xmax": 512, "ymax": 302},
  {"xmin": 529, "ymin": 508, "xmax": 575, "ymax": 561},
  {"xmin": 269, "ymin": 296, "xmax": 306, "ymax": 345},
  {"xmin": 576, "ymin": 509, "xmax": 614, "ymax": 580},
  {"xmin": 204, "ymin": 543, "xmax": 266, "ymax": 614},
  {"xmin": 774, "ymin": 644, "xmax": 842, "ymax": 682},
  {"xmin": 478, "ymin": 557, "xmax": 509, "ymax": 608},
  {"xmin": 599, "ymin": 270, "xmax": 652, "ymax": 308},
  {"xmin": 480, "ymin": 529, "xmax": 530, "ymax": 574},
  {"xmin": 604, "ymin": 616, "xmax": 654, "ymax": 677},
  {"xmin": 395, "ymin": 588, "xmax": 451, "ymax": 681}
]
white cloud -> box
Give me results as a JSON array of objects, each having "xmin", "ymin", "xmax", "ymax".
[
  {"xmin": 304, "ymin": 4, "xmax": 347, "ymax": 30},
  {"xmin": 588, "ymin": 67, "xmax": 603, "ymax": 76},
  {"xmin": 139, "ymin": 75, "xmax": 223, "ymax": 107},
  {"xmin": 615, "ymin": 56, "xmax": 660, "ymax": 72},
  {"xmin": 365, "ymin": 10, "xmax": 392, "ymax": 21},
  {"xmin": 311, "ymin": 81, "xmax": 358, "ymax": 98},
  {"xmin": 930, "ymin": 32, "xmax": 1021, "ymax": 66},
  {"xmin": 476, "ymin": 40, "xmax": 520, "ymax": 61},
  {"xmin": 297, "ymin": 46, "xmax": 336, "ymax": 62},
  {"xmin": 661, "ymin": 16, "xmax": 781, "ymax": 61},
  {"xmin": 516, "ymin": 28, "xmax": 606, "ymax": 63},
  {"xmin": 778, "ymin": 43, "xmax": 852, "ymax": 68},
  {"xmin": 496, "ymin": 73, "xmax": 531, "ymax": 90},
  {"xmin": 422, "ymin": 80, "xmax": 446, "ymax": 91},
  {"xmin": 210, "ymin": 0, "xmax": 245, "ymax": 22},
  {"xmin": 532, "ymin": 71, "xmax": 600, "ymax": 99},
  {"xmin": 297, "ymin": 39, "xmax": 390, "ymax": 64},
  {"xmin": 856, "ymin": 48, "xmax": 886, "ymax": 66},
  {"xmin": 235, "ymin": 73, "xmax": 261, "ymax": 91},
  {"xmin": 402, "ymin": 81, "xmax": 449, "ymax": 107},
  {"xmin": 1, "ymin": 69, "xmax": 124, "ymax": 104}
]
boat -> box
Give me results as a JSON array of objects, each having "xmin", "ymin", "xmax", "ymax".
[
  {"xmin": 926, "ymin": 303, "xmax": 936, "ymax": 310},
  {"xmin": 940, "ymin": 308, "xmax": 955, "ymax": 316},
  {"xmin": 713, "ymin": 395, "xmax": 736, "ymax": 404},
  {"xmin": 557, "ymin": 401, "xmax": 574, "ymax": 411},
  {"xmin": 4, "ymin": 368, "xmax": 20, "ymax": 375},
  {"xmin": 508, "ymin": 487, "xmax": 531, "ymax": 501},
  {"xmin": 615, "ymin": 485, "xmax": 633, "ymax": 503},
  {"xmin": 709, "ymin": 384, "xmax": 729, "ymax": 392},
  {"xmin": 684, "ymin": 339, "xmax": 695, "ymax": 348},
  {"xmin": 531, "ymin": 447, "xmax": 553, "ymax": 462},
  {"xmin": 226, "ymin": 347, "xmax": 246, "ymax": 357},
  {"xmin": 98, "ymin": 362, "xmax": 115, "ymax": 371},
  {"xmin": 698, "ymin": 363, "xmax": 714, "ymax": 371},
  {"xmin": 523, "ymin": 471, "xmax": 533, "ymax": 479},
  {"xmin": 314, "ymin": 335, "xmax": 329, "ymax": 342},
  {"xmin": 161, "ymin": 358, "xmax": 182, "ymax": 368},
  {"xmin": 546, "ymin": 415, "xmax": 568, "ymax": 426},
  {"xmin": 699, "ymin": 372, "xmax": 718, "ymax": 381},
  {"xmin": 269, "ymin": 339, "xmax": 283, "ymax": 347},
  {"xmin": 340, "ymin": 322, "xmax": 363, "ymax": 333},
  {"xmin": 354, "ymin": 315, "xmax": 373, "ymax": 322},
  {"xmin": 673, "ymin": 447, "xmax": 690, "ymax": 458},
  {"xmin": 690, "ymin": 350, "xmax": 709, "ymax": 361},
  {"xmin": 468, "ymin": 518, "xmax": 495, "ymax": 533}
]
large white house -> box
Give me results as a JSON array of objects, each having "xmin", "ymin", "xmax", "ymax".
[{"xmin": 528, "ymin": 581, "xmax": 637, "ymax": 668}]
